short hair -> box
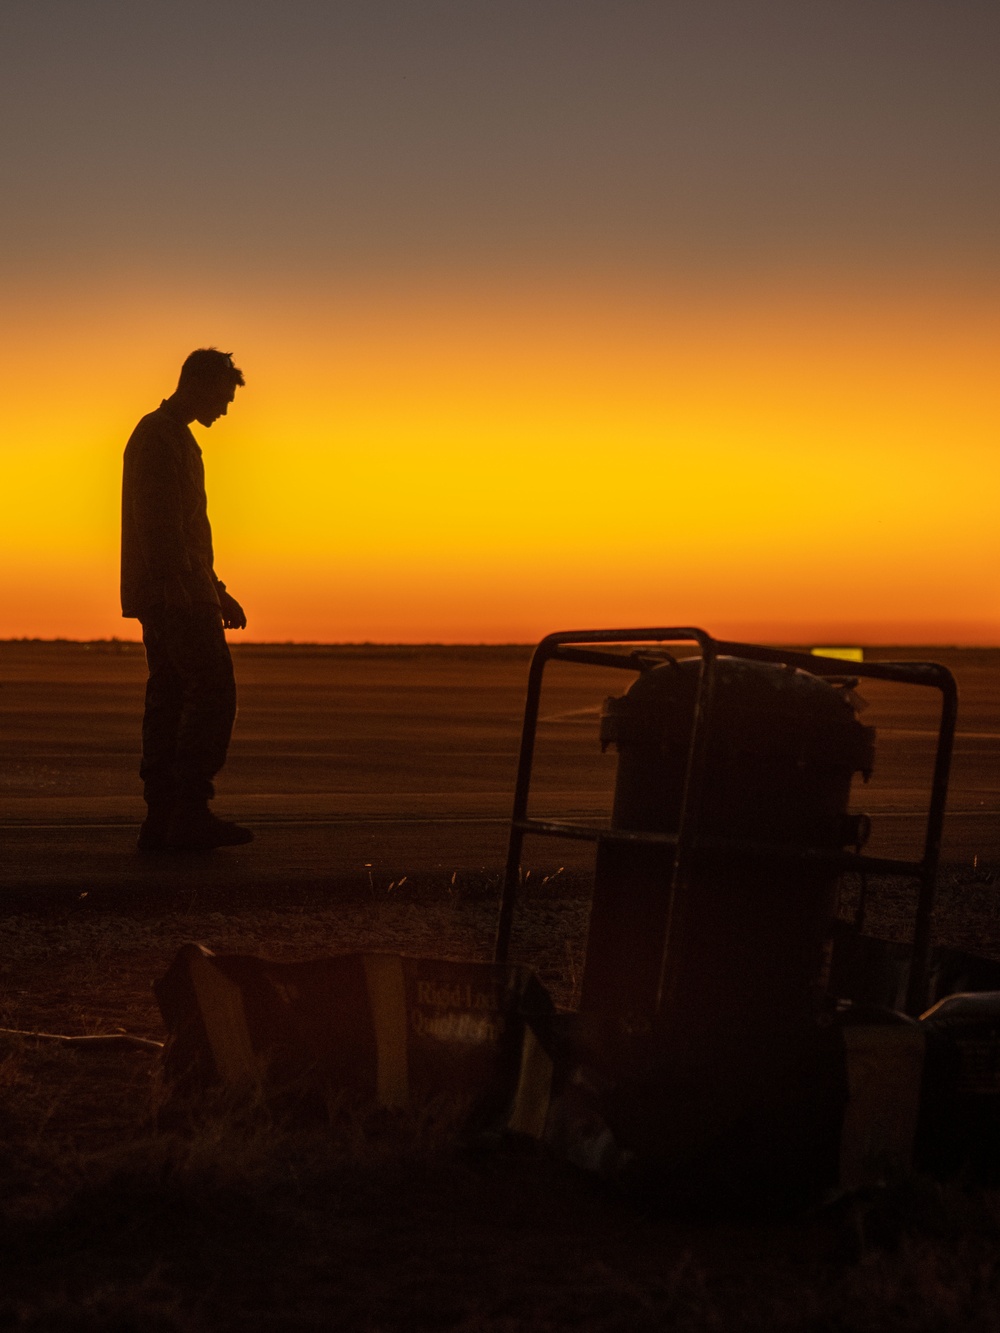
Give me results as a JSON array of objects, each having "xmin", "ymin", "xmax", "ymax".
[{"xmin": 178, "ymin": 347, "xmax": 245, "ymax": 391}]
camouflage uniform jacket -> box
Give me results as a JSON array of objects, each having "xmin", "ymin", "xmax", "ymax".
[{"xmin": 120, "ymin": 400, "xmax": 224, "ymax": 619}]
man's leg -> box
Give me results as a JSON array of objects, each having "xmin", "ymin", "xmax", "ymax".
[
  {"xmin": 141, "ymin": 606, "xmax": 251, "ymax": 851},
  {"xmin": 137, "ymin": 611, "xmax": 184, "ymax": 852},
  {"xmin": 167, "ymin": 605, "xmax": 238, "ymax": 804}
]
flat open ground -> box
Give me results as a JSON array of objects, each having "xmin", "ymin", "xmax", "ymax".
[
  {"xmin": 4, "ymin": 639, "xmax": 1000, "ymax": 884},
  {"xmin": 2, "ymin": 642, "xmax": 1000, "ymax": 1329}
]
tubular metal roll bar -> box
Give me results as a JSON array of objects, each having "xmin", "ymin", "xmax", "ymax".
[{"xmin": 493, "ymin": 628, "xmax": 958, "ymax": 1017}]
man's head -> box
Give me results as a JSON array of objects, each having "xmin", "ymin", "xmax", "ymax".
[{"xmin": 176, "ymin": 348, "xmax": 245, "ymax": 427}]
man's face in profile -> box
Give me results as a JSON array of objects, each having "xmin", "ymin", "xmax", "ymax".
[{"xmin": 194, "ymin": 381, "xmax": 238, "ymax": 428}]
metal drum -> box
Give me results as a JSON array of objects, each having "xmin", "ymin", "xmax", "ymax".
[{"xmin": 581, "ymin": 657, "xmax": 874, "ymax": 1066}]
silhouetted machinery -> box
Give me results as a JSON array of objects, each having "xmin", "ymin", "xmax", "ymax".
[
  {"xmin": 494, "ymin": 629, "xmax": 1000, "ymax": 1202},
  {"xmin": 156, "ymin": 628, "xmax": 1000, "ymax": 1206}
]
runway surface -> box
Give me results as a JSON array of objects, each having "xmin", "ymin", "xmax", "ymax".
[{"xmin": 2, "ymin": 641, "xmax": 998, "ymax": 899}]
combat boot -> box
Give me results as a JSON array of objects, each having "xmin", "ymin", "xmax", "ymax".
[
  {"xmin": 166, "ymin": 802, "xmax": 254, "ymax": 852},
  {"xmin": 137, "ymin": 802, "xmax": 174, "ymax": 856}
]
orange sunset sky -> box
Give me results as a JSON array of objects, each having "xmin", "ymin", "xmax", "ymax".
[{"xmin": 2, "ymin": 1, "xmax": 998, "ymax": 644}]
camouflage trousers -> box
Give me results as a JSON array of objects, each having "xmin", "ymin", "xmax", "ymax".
[{"xmin": 139, "ymin": 605, "xmax": 237, "ymax": 807}]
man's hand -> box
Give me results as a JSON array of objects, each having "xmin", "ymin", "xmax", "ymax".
[{"xmin": 219, "ymin": 589, "xmax": 247, "ymax": 630}]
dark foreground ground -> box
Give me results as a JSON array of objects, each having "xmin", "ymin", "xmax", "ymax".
[{"xmin": 2, "ymin": 641, "xmax": 1000, "ymax": 1330}]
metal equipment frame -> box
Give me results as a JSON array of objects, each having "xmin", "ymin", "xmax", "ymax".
[{"xmin": 494, "ymin": 628, "xmax": 958, "ymax": 1016}]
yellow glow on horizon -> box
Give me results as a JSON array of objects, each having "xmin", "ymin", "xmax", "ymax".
[{"xmin": 2, "ymin": 273, "xmax": 998, "ymax": 642}]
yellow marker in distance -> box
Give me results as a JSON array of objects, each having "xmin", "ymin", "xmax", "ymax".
[{"xmin": 811, "ymin": 647, "xmax": 864, "ymax": 662}]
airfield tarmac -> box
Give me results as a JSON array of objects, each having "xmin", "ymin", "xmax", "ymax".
[{"xmin": 2, "ymin": 639, "xmax": 999, "ymax": 905}]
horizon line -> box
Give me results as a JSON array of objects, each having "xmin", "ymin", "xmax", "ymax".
[{"xmin": 4, "ymin": 636, "xmax": 999, "ymax": 652}]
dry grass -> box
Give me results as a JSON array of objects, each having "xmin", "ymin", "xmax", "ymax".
[{"xmin": 2, "ymin": 872, "xmax": 1000, "ymax": 1329}]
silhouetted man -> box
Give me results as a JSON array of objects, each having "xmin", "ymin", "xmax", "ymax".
[{"xmin": 121, "ymin": 348, "xmax": 253, "ymax": 854}]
